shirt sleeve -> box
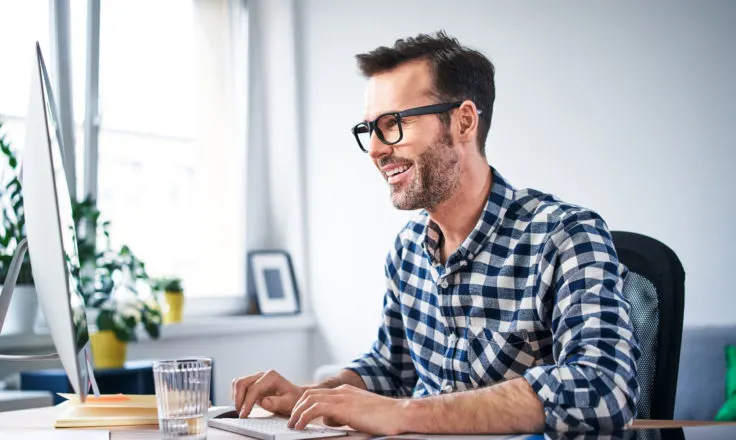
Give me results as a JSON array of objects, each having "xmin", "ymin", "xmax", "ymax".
[
  {"xmin": 523, "ymin": 210, "xmax": 640, "ymax": 432},
  {"xmin": 345, "ymin": 236, "xmax": 418, "ymax": 397}
]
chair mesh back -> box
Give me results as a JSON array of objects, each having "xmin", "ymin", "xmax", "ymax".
[{"xmin": 622, "ymin": 271, "xmax": 659, "ymax": 420}]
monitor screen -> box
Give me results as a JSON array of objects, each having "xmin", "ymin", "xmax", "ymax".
[{"xmin": 38, "ymin": 51, "xmax": 89, "ymax": 352}]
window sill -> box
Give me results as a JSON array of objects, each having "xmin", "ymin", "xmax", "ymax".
[{"xmin": 0, "ymin": 314, "xmax": 317, "ymax": 352}]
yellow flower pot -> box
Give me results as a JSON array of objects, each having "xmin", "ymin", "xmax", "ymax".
[
  {"xmin": 90, "ymin": 330, "xmax": 127, "ymax": 369},
  {"xmin": 164, "ymin": 291, "xmax": 184, "ymax": 324}
]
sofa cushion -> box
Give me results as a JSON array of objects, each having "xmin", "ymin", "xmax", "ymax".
[{"xmin": 675, "ymin": 325, "xmax": 736, "ymax": 420}]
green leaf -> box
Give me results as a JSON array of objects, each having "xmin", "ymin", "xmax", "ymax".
[
  {"xmin": 124, "ymin": 315, "xmax": 137, "ymax": 329},
  {"xmin": 96, "ymin": 310, "xmax": 115, "ymax": 331},
  {"xmin": 145, "ymin": 322, "xmax": 159, "ymax": 339},
  {"xmin": 112, "ymin": 325, "xmax": 134, "ymax": 343}
]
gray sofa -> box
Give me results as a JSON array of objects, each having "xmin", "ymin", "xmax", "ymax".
[{"xmin": 674, "ymin": 325, "xmax": 736, "ymax": 420}]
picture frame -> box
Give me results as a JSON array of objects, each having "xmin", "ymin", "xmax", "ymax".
[{"xmin": 246, "ymin": 250, "xmax": 300, "ymax": 315}]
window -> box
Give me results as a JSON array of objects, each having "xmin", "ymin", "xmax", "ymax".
[
  {"xmin": 94, "ymin": 0, "xmax": 247, "ymax": 299},
  {"xmin": 0, "ymin": 0, "xmax": 51, "ymax": 151},
  {"xmin": 2, "ymin": 0, "xmax": 248, "ymax": 302}
]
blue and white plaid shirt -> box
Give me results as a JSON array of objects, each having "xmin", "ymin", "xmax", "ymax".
[{"xmin": 347, "ymin": 167, "xmax": 640, "ymax": 432}]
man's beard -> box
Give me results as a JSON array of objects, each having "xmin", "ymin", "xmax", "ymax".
[{"xmin": 390, "ymin": 128, "xmax": 460, "ymax": 211}]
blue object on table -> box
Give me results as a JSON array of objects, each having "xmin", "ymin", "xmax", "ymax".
[{"xmin": 20, "ymin": 359, "xmax": 215, "ymax": 405}]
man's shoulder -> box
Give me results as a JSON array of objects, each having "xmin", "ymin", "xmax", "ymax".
[{"xmin": 508, "ymin": 187, "xmax": 605, "ymax": 228}]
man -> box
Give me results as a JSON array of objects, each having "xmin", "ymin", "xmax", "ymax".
[{"xmin": 232, "ymin": 31, "xmax": 639, "ymax": 435}]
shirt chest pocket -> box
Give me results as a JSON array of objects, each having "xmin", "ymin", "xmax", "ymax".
[{"xmin": 466, "ymin": 327, "xmax": 536, "ymax": 387}]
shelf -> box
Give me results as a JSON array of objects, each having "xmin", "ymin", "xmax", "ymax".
[{"xmin": 0, "ymin": 314, "xmax": 317, "ymax": 352}]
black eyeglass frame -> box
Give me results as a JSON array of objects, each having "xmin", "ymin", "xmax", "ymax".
[{"xmin": 352, "ymin": 101, "xmax": 475, "ymax": 153}]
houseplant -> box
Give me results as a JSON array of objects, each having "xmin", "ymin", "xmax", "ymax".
[
  {"xmin": 0, "ymin": 120, "xmax": 37, "ymax": 335},
  {"xmin": 73, "ymin": 196, "xmax": 162, "ymax": 368},
  {"xmin": 153, "ymin": 277, "xmax": 184, "ymax": 324}
]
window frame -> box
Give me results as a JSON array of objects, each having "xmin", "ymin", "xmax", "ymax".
[{"xmin": 62, "ymin": 0, "xmax": 250, "ymax": 315}]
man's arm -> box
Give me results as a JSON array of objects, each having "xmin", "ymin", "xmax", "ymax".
[
  {"xmin": 521, "ymin": 210, "xmax": 640, "ymax": 432},
  {"xmin": 287, "ymin": 377, "xmax": 543, "ymax": 434},
  {"xmin": 402, "ymin": 377, "xmax": 544, "ymax": 433}
]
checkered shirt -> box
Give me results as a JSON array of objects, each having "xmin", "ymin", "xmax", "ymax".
[{"xmin": 346, "ymin": 167, "xmax": 640, "ymax": 432}]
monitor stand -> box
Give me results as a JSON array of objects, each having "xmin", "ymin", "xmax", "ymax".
[{"xmin": 0, "ymin": 238, "xmax": 100, "ymax": 397}]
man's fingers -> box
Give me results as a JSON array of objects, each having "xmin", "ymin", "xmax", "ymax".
[
  {"xmin": 292, "ymin": 402, "xmax": 335, "ymax": 430},
  {"xmin": 289, "ymin": 391, "xmax": 341, "ymax": 428},
  {"xmin": 232, "ymin": 374, "xmax": 261, "ymax": 412},
  {"xmin": 239, "ymin": 373, "xmax": 280, "ymax": 418}
]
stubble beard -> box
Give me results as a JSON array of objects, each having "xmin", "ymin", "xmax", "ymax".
[{"xmin": 390, "ymin": 128, "xmax": 461, "ymax": 211}]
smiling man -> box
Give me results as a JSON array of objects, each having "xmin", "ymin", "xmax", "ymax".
[{"xmin": 232, "ymin": 31, "xmax": 640, "ymax": 435}]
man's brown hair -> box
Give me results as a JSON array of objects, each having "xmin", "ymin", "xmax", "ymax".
[{"xmin": 356, "ymin": 31, "xmax": 495, "ymax": 155}]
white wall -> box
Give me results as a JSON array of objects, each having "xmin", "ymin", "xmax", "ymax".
[{"xmin": 297, "ymin": 0, "xmax": 736, "ymax": 364}]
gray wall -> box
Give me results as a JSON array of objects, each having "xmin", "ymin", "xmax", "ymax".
[{"xmin": 297, "ymin": 0, "xmax": 736, "ymax": 363}]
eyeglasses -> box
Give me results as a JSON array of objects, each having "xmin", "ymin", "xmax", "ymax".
[{"xmin": 352, "ymin": 102, "xmax": 478, "ymax": 153}]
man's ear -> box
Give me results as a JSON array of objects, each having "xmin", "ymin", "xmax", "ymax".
[{"xmin": 455, "ymin": 100, "xmax": 479, "ymax": 145}]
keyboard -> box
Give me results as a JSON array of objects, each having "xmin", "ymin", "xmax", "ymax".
[{"xmin": 208, "ymin": 416, "xmax": 349, "ymax": 440}]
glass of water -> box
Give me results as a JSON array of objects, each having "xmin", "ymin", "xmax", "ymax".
[{"xmin": 153, "ymin": 358, "xmax": 212, "ymax": 439}]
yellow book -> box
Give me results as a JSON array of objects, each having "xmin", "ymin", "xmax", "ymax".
[{"xmin": 54, "ymin": 393, "xmax": 159, "ymax": 428}]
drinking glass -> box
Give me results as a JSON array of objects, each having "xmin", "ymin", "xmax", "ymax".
[{"xmin": 153, "ymin": 358, "xmax": 212, "ymax": 439}]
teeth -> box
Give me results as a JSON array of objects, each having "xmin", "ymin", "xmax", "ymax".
[{"xmin": 387, "ymin": 165, "xmax": 410, "ymax": 177}]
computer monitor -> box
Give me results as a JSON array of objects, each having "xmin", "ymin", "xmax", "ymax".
[{"xmin": 0, "ymin": 43, "xmax": 97, "ymax": 402}]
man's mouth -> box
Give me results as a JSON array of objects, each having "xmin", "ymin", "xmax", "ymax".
[{"xmin": 385, "ymin": 164, "xmax": 413, "ymax": 184}]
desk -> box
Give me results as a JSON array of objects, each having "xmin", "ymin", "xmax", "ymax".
[
  {"xmin": 0, "ymin": 405, "xmax": 272, "ymax": 439},
  {"xmin": 1, "ymin": 406, "xmax": 736, "ymax": 439}
]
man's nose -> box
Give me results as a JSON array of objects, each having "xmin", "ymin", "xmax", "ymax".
[{"xmin": 368, "ymin": 134, "xmax": 393, "ymax": 160}]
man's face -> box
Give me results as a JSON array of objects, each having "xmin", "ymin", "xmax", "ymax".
[{"xmin": 364, "ymin": 60, "xmax": 461, "ymax": 211}]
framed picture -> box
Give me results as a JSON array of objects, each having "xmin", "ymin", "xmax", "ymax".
[{"xmin": 247, "ymin": 250, "xmax": 300, "ymax": 315}]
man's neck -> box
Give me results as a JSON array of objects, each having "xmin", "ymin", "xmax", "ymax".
[{"xmin": 429, "ymin": 162, "xmax": 493, "ymax": 260}]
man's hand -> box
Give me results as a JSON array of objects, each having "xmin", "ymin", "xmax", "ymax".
[
  {"xmin": 287, "ymin": 384, "xmax": 408, "ymax": 435},
  {"xmin": 232, "ymin": 370, "xmax": 307, "ymax": 418}
]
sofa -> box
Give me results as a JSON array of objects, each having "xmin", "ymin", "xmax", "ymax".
[{"xmin": 674, "ymin": 325, "xmax": 736, "ymax": 420}]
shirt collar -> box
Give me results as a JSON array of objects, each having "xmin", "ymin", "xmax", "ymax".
[{"xmin": 422, "ymin": 166, "xmax": 516, "ymax": 265}]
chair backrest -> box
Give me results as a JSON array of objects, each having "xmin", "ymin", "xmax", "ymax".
[{"xmin": 611, "ymin": 231, "xmax": 685, "ymax": 420}]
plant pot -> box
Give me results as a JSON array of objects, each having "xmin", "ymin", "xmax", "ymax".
[
  {"xmin": 0, "ymin": 284, "xmax": 38, "ymax": 335},
  {"xmin": 163, "ymin": 291, "xmax": 184, "ymax": 324},
  {"xmin": 90, "ymin": 330, "xmax": 127, "ymax": 369}
]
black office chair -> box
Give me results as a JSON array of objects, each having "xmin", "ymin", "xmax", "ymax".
[{"xmin": 611, "ymin": 231, "xmax": 685, "ymax": 421}]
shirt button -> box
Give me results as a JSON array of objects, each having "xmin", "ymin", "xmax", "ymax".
[
  {"xmin": 440, "ymin": 280, "xmax": 449, "ymax": 289},
  {"xmin": 460, "ymin": 261, "xmax": 468, "ymax": 267},
  {"xmin": 443, "ymin": 384, "xmax": 453, "ymax": 393},
  {"xmin": 448, "ymin": 334, "xmax": 457, "ymax": 343}
]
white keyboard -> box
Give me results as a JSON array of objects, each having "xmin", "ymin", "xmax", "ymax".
[{"xmin": 208, "ymin": 416, "xmax": 348, "ymax": 440}]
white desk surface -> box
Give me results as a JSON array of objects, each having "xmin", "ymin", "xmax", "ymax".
[
  {"xmin": 2, "ymin": 405, "xmax": 736, "ymax": 439},
  {"xmin": 0, "ymin": 405, "xmax": 337, "ymax": 439}
]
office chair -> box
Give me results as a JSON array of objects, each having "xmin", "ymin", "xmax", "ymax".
[{"xmin": 611, "ymin": 231, "xmax": 685, "ymax": 421}]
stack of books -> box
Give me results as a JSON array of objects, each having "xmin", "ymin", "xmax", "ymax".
[{"xmin": 54, "ymin": 393, "xmax": 158, "ymax": 428}]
